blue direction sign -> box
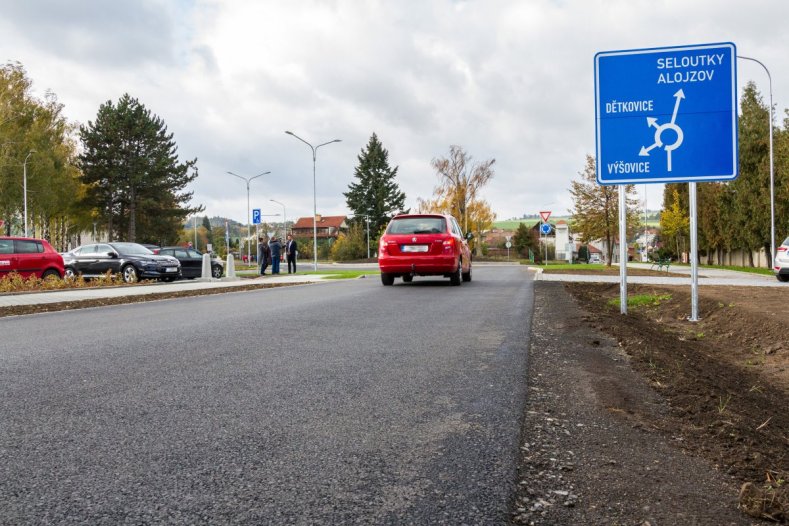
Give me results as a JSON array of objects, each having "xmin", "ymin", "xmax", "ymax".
[
  {"xmin": 252, "ymin": 208, "xmax": 261, "ymax": 225},
  {"xmin": 595, "ymin": 42, "xmax": 737, "ymax": 185},
  {"xmin": 540, "ymin": 223, "xmax": 551, "ymax": 235}
]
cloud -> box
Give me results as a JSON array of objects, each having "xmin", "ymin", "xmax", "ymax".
[{"xmin": 1, "ymin": 0, "xmax": 788, "ymax": 224}]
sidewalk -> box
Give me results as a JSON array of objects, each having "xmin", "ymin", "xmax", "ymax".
[
  {"xmin": 535, "ymin": 263, "xmax": 782, "ymax": 287},
  {"xmin": 0, "ymin": 274, "xmax": 326, "ymax": 308}
]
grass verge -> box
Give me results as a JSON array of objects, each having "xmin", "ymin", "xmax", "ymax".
[
  {"xmin": 299, "ymin": 269, "xmax": 380, "ymax": 280},
  {"xmin": 606, "ymin": 293, "xmax": 672, "ymax": 309}
]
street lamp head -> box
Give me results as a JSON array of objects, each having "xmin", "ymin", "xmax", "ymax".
[{"xmin": 284, "ymin": 131, "xmax": 294, "ymax": 136}]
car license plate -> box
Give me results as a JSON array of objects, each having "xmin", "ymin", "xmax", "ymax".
[
  {"xmin": 165, "ymin": 267, "xmax": 177, "ymax": 272},
  {"xmin": 402, "ymin": 245, "xmax": 428, "ymax": 253}
]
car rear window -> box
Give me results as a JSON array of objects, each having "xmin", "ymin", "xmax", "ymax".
[
  {"xmin": 0, "ymin": 239, "xmax": 12, "ymax": 254},
  {"xmin": 14, "ymin": 240, "xmax": 43, "ymax": 254},
  {"xmin": 387, "ymin": 217, "xmax": 446, "ymax": 235}
]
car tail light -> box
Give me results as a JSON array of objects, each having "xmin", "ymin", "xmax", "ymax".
[
  {"xmin": 443, "ymin": 237, "xmax": 455, "ymax": 252},
  {"xmin": 778, "ymin": 246, "xmax": 787, "ymax": 253},
  {"xmin": 380, "ymin": 239, "xmax": 388, "ymax": 255}
]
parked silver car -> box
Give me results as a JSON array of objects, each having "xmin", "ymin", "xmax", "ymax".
[{"xmin": 774, "ymin": 237, "xmax": 789, "ymax": 282}]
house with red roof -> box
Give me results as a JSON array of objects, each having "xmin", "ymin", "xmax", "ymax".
[{"xmin": 291, "ymin": 215, "xmax": 349, "ymax": 240}]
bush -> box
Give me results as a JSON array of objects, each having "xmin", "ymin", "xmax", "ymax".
[
  {"xmin": 577, "ymin": 245, "xmax": 590, "ymax": 263},
  {"xmin": 330, "ymin": 224, "xmax": 367, "ymax": 261},
  {"xmin": 1, "ymin": 270, "xmax": 132, "ymax": 293},
  {"xmin": 651, "ymin": 247, "xmax": 674, "ymax": 261}
]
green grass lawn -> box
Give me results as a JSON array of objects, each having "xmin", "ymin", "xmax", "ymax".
[
  {"xmin": 526, "ymin": 263, "xmax": 608, "ymax": 271},
  {"xmin": 607, "ymin": 293, "xmax": 673, "ymax": 308},
  {"xmin": 299, "ymin": 269, "xmax": 380, "ymax": 280}
]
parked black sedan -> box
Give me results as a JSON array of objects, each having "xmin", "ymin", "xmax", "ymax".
[
  {"xmin": 157, "ymin": 246, "xmax": 224, "ymax": 279},
  {"xmin": 62, "ymin": 242, "xmax": 182, "ymax": 283}
]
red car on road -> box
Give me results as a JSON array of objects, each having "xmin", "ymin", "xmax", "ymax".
[
  {"xmin": 378, "ymin": 214, "xmax": 472, "ymax": 286},
  {"xmin": 0, "ymin": 236, "xmax": 64, "ymax": 279}
]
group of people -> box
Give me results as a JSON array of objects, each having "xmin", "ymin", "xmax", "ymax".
[{"xmin": 257, "ymin": 234, "xmax": 298, "ymax": 275}]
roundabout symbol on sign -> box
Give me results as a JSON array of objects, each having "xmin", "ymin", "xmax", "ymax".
[
  {"xmin": 639, "ymin": 89, "xmax": 685, "ymax": 172},
  {"xmin": 540, "ymin": 223, "xmax": 551, "ymax": 235}
]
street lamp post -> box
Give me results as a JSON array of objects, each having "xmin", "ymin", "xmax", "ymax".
[
  {"xmin": 738, "ymin": 55, "xmax": 775, "ymax": 268},
  {"xmin": 270, "ymin": 199, "xmax": 287, "ymax": 237},
  {"xmin": 23, "ymin": 150, "xmax": 36, "ymax": 238},
  {"xmin": 284, "ymin": 131, "xmax": 341, "ymax": 271},
  {"xmin": 228, "ymin": 170, "xmax": 270, "ymax": 266}
]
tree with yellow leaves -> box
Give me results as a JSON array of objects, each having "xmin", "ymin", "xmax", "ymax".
[{"xmin": 418, "ymin": 145, "xmax": 496, "ymax": 254}]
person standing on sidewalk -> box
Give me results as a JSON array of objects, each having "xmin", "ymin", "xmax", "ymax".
[
  {"xmin": 257, "ymin": 237, "xmax": 271, "ymax": 275},
  {"xmin": 285, "ymin": 234, "xmax": 298, "ymax": 274},
  {"xmin": 270, "ymin": 236, "xmax": 282, "ymax": 275}
]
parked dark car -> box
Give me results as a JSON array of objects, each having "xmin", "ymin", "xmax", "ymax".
[
  {"xmin": 157, "ymin": 246, "xmax": 224, "ymax": 279},
  {"xmin": 62, "ymin": 242, "xmax": 181, "ymax": 283},
  {"xmin": 0, "ymin": 236, "xmax": 64, "ymax": 279}
]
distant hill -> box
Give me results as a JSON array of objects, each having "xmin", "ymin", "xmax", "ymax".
[
  {"xmin": 493, "ymin": 217, "xmax": 571, "ymax": 230},
  {"xmin": 493, "ymin": 216, "xmax": 660, "ymax": 230}
]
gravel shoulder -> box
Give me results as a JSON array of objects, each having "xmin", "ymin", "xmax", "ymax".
[{"xmin": 512, "ymin": 281, "xmax": 765, "ymax": 525}]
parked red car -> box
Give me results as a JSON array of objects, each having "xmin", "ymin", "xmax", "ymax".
[
  {"xmin": 378, "ymin": 214, "xmax": 472, "ymax": 286},
  {"xmin": 0, "ymin": 236, "xmax": 64, "ymax": 279}
]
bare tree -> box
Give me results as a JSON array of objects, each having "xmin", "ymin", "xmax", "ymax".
[{"xmin": 430, "ymin": 145, "xmax": 495, "ymax": 234}]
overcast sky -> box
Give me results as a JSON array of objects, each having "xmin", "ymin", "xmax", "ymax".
[{"xmin": 2, "ymin": 0, "xmax": 787, "ymax": 224}]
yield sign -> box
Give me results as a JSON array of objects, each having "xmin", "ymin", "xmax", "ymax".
[{"xmin": 539, "ymin": 211, "xmax": 551, "ymax": 223}]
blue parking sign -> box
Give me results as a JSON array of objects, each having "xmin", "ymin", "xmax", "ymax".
[
  {"xmin": 252, "ymin": 208, "xmax": 261, "ymax": 225},
  {"xmin": 595, "ymin": 42, "xmax": 738, "ymax": 185}
]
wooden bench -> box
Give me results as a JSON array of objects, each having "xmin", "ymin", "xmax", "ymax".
[{"xmin": 650, "ymin": 258, "xmax": 671, "ymax": 271}]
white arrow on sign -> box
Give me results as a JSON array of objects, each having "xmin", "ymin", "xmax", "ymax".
[{"xmin": 639, "ymin": 89, "xmax": 685, "ymax": 172}]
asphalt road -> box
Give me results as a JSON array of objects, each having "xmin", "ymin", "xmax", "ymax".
[{"xmin": 0, "ymin": 265, "xmax": 534, "ymax": 525}]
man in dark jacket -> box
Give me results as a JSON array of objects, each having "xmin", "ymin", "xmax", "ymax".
[
  {"xmin": 257, "ymin": 237, "xmax": 270, "ymax": 275},
  {"xmin": 285, "ymin": 234, "xmax": 297, "ymax": 273},
  {"xmin": 270, "ymin": 236, "xmax": 282, "ymax": 275}
]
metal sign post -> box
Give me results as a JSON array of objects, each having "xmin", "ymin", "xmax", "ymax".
[
  {"xmin": 689, "ymin": 182, "xmax": 699, "ymax": 321},
  {"xmin": 619, "ymin": 187, "xmax": 628, "ymax": 314},
  {"xmin": 540, "ymin": 222, "xmax": 551, "ymax": 263},
  {"xmin": 595, "ymin": 42, "xmax": 738, "ymax": 318}
]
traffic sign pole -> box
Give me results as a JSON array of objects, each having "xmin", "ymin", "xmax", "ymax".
[
  {"xmin": 619, "ymin": 187, "xmax": 627, "ymax": 315},
  {"xmin": 689, "ymin": 182, "xmax": 699, "ymax": 321}
]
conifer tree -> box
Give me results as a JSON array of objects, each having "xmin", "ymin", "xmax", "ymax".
[
  {"xmin": 731, "ymin": 82, "xmax": 772, "ymax": 266},
  {"xmin": 79, "ymin": 94, "xmax": 202, "ymax": 243},
  {"xmin": 344, "ymin": 133, "xmax": 406, "ymax": 239}
]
